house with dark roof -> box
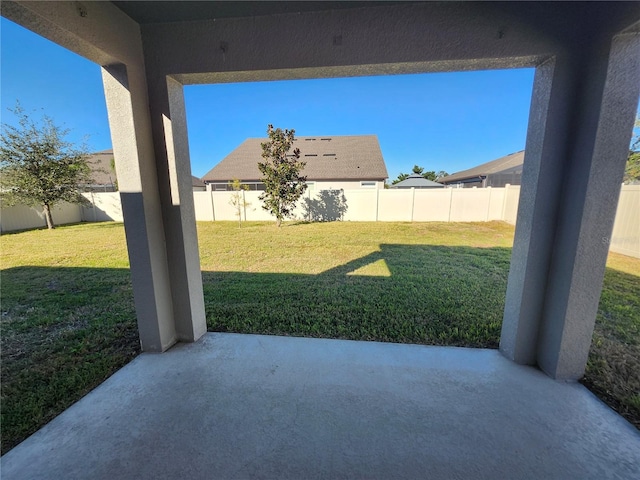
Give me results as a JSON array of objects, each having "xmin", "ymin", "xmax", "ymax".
[
  {"xmin": 84, "ymin": 149, "xmax": 118, "ymax": 192},
  {"xmin": 439, "ymin": 151, "xmax": 525, "ymax": 188},
  {"xmin": 86, "ymin": 149, "xmax": 206, "ymax": 192},
  {"xmin": 191, "ymin": 176, "xmax": 206, "ymax": 191},
  {"xmin": 391, "ymin": 174, "xmax": 444, "ymax": 189},
  {"xmin": 201, "ymin": 135, "xmax": 388, "ymax": 191}
]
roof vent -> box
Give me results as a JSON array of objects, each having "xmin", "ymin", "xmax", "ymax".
[
  {"xmin": 304, "ymin": 154, "xmax": 318, "ymax": 157},
  {"xmin": 323, "ymin": 153, "xmax": 336, "ymax": 157},
  {"xmin": 304, "ymin": 138, "xmax": 316, "ymax": 141},
  {"xmin": 321, "ymin": 138, "xmax": 331, "ymax": 141}
]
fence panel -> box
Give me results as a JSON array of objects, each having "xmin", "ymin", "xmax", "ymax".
[
  {"xmin": 502, "ymin": 185, "xmax": 521, "ymax": 225},
  {"xmin": 81, "ymin": 192, "xmax": 123, "ymax": 222},
  {"xmin": 193, "ymin": 192, "xmax": 214, "ymax": 221},
  {"xmin": 412, "ymin": 189, "xmax": 452, "ymax": 221},
  {"xmin": 610, "ymin": 185, "xmax": 640, "ymax": 257},
  {"xmin": 341, "ymin": 190, "xmax": 378, "ymax": 221},
  {"xmin": 487, "ymin": 188, "xmax": 506, "ymax": 221},
  {"xmin": 377, "ymin": 190, "xmax": 414, "ymax": 221},
  {"xmin": 1, "ymin": 186, "xmax": 637, "ymax": 259},
  {"xmin": 0, "ymin": 201, "xmax": 81, "ymax": 232},
  {"xmin": 449, "ymin": 189, "xmax": 492, "ymax": 222}
]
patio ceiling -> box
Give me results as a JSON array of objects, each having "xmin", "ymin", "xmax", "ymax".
[{"xmin": 112, "ymin": 1, "xmax": 411, "ymax": 24}]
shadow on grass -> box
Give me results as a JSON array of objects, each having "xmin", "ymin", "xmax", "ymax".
[
  {"xmin": 0, "ymin": 266, "xmax": 139, "ymax": 454},
  {"xmin": 1, "ymin": 244, "xmax": 638, "ymax": 453},
  {"xmin": 203, "ymin": 245, "xmax": 512, "ymax": 348},
  {"xmin": 1, "ymin": 244, "xmax": 509, "ymax": 452}
]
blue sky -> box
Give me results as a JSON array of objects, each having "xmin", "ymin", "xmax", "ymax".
[{"xmin": 2, "ymin": 17, "xmax": 536, "ymax": 180}]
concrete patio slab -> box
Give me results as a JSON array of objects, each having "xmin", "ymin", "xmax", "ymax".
[{"xmin": 2, "ymin": 333, "xmax": 639, "ymax": 479}]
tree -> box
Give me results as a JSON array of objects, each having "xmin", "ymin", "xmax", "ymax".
[
  {"xmin": 422, "ymin": 170, "xmax": 437, "ymax": 181},
  {"xmin": 258, "ymin": 124, "xmax": 307, "ymax": 227},
  {"xmin": 391, "ymin": 173, "xmax": 409, "ymax": 185},
  {"xmin": 624, "ymin": 114, "xmax": 640, "ymax": 184},
  {"xmin": 109, "ymin": 156, "xmax": 118, "ymax": 191},
  {"xmin": 228, "ymin": 178, "xmax": 251, "ymax": 228},
  {"xmin": 393, "ymin": 165, "xmax": 447, "ymax": 184},
  {"xmin": 0, "ymin": 104, "xmax": 91, "ymax": 229}
]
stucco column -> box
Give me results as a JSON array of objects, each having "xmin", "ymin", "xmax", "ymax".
[
  {"xmin": 501, "ymin": 31, "xmax": 640, "ymax": 380},
  {"xmin": 144, "ymin": 74, "xmax": 207, "ymax": 343},
  {"xmin": 101, "ymin": 64, "xmax": 177, "ymax": 352}
]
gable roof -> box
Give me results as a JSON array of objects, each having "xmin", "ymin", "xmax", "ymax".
[
  {"xmin": 439, "ymin": 150, "xmax": 525, "ymax": 184},
  {"xmin": 87, "ymin": 149, "xmax": 205, "ymax": 188},
  {"xmin": 201, "ymin": 135, "xmax": 388, "ymax": 182},
  {"xmin": 191, "ymin": 176, "xmax": 205, "ymax": 188},
  {"xmin": 392, "ymin": 174, "xmax": 444, "ymax": 188}
]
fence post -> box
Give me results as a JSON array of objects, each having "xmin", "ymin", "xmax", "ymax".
[
  {"xmin": 485, "ymin": 187, "xmax": 491, "ymax": 222},
  {"xmin": 411, "ymin": 187, "xmax": 416, "ymax": 222},
  {"xmin": 448, "ymin": 188, "xmax": 454, "ymax": 222},
  {"xmin": 501, "ymin": 184, "xmax": 510, "ymax": 222},
  {"xmin": 210, "ymin": 190, "xmax": 216, "ymax": 221},
  {"xmin": 242, "ymin": 189, "xmax": 247, "ymax": 222},
  {"xmin": 375, "ymin": 188, "xmax": 379, "ymax": 222}
]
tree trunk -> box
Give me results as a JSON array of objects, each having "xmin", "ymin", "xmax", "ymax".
[
  {"xmin": 276, "ymin": 217, "xmax": 282, "ymax": 227},
  {"xmin": 43, "ymin": 203, "xmax": 55, "ymax": 229}
]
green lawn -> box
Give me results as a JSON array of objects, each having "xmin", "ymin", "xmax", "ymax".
[{"xmin": 1, "ymin": 220, "xmax": 638, "ymax": 453}]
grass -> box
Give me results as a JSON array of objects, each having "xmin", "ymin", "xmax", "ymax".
[
  {"xmin": 1, "ymin": 223, "xmax": 138, "ymax": 454},
  {"xmin": 199, "ymin": 221, "xmax": 514, "ymax": 347},
  {"xmin": 1, "ymin": 220, "xmax": 638, "ymax": 453}
]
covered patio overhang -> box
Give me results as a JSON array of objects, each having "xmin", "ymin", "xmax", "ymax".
[{"xmin": 1, "ymin": 0, "xmax": 639, "ymax": 476}]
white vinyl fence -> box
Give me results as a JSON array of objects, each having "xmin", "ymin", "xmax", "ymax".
[
  {"xmin": 0, "ymin": 201, "xmax": 83, "ymax": 232},
  {"xmin": 192, "ymin": 186, "xmax": 521, "ymax": 224},
  {"xmin": 609, "ymin": 185, "xmax": 640, "ymax": 258},
  {"xmin": 1, "ymin": 185, "xmax": 638, "ymax": 258}
]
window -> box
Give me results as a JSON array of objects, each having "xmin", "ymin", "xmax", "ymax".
[{"xmin": 361, "ymin": 181, "xmax": 377, "ymax": 188}]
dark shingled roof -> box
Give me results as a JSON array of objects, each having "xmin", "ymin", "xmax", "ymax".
[
  {"xmin": 88, "ymin": 149, "xmax": 206, "ymax": 188},
  {"xmin": 439, "ymin": 150, "xmax": 525, "ymax": 184},
  {"xmin": 86, "ymin": 149, "xmax": 117, "ymax": 186},
  {"xmin": 191, "ymin": 176, "xmax": 205, "ymax": 187},
  {"xmin": 201, "ymin": 135, "xmax": 388, "ymax": 182}
]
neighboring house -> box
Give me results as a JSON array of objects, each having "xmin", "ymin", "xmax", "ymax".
[
  {"xmin": 439, "ymin": 150, "xmax": 525, "ymax": 188},
  {"xmin": 85, "ymin": 149, "xmax": 206, "ymax": 192},
  {"xmin": 83, "ymin": 149, "xmax": 118, "ymax": 192},
  {"xmin": 391, "ymin": 174, "xmax": 444, "ymax": 189},
  {"xmin": 201, "ymin": 135, "xmax": 388, "ymax": 191},
  {"xmin": 191, "ymin": 176, "xmax": 206, "ymax": 192}
]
